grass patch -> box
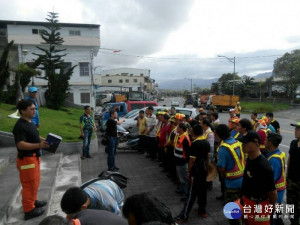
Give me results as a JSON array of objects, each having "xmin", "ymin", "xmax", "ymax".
[
  {"xmin": 240, "ymin": 101, "xmax": 290, "ymax": 113},
  {"xmin": 0, "ymin": 103, "xmax": 87, "ymax": 142}
]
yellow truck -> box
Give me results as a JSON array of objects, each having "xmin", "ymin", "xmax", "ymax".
[{"xmin": 211, "ymin": 95, "xmax": 239, "ymax": 112}]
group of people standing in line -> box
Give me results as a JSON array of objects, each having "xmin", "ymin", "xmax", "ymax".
[{"xmin": 133, "ymin": 105, "xmax": 299, "ymax": 225}]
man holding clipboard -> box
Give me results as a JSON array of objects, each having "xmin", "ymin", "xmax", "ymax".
[{"xmin": 13, "ymin": 99, "xmax": 50, "ymax": 220}]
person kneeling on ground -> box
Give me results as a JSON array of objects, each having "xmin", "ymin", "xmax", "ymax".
[
  {"xmin": 61, "ymin": 179, "xmax": 124, "ymax": 219},
  {"xmin": 123, "ymin": 192, "xmax": 175, "ymax": 225},
  {"xmin": 39, "ymin": 209, "xmax": 128, "ymax": 225}
]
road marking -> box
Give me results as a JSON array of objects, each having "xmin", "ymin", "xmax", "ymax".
[
  {"xmin": 280, "ymin": 144, "xmax": 289, "ymax": 148},
  {"xmin": 281, "ymin": 130, "xmax": 294, "ymax": 134}
]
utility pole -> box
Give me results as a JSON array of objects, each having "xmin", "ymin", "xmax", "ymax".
[
  {"xmin": 218, "ymin": 55, "xmax": 236, "ymax": 95},
  {"xmin": 184, "ymin": 78, "xmax": 193, "ymax": 93}
]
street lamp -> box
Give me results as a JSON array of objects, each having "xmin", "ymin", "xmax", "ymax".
[
  {"xmin": 184, "ymin": 78, "xmax": 193, "ymax": 93},
  {"xmin": 218, "ymin": 55, "xmax": 236, "ymax": 95}
]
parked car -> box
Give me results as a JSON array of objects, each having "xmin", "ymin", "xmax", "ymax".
[
  {"xmin": 171, "ymin": 100, "xmax": 180, "ymax": 107},
  {"xmin": 120, "ymin": 106, "xmax": 198, "ymax": 133}
]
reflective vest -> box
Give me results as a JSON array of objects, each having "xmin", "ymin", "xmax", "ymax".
[
  {"xmin": 216, "ymin": 140, "xmax": 224, "ymax": 153},
  {"xmin": 193, "ymin": 136, "xmax": 205, "ymax": 142},
  {"xmin": 203, "ymin": 130, "xmax": 213, "ymax": 140},
  {"xmin": 168, "ymin": 127, "xmax": 177, "ymax": 146},
  {"xmin": 234, "ymin": 131, "xmax": 241, "ymax": 140},
  {"xmin": 268, "ymin": 152, "xmax": 287, "ymax": 191},
  {"xmin": 259, "ymin": 129, "xmax": 267, "ymax": 149},
  {"xmin": 220, "ymin": 141, "xmax": 245, "ymax": 179},
  {"xmin": 156, "ymin": 122, "xmax": 163, "ymax": 137},
  {"xmin": 174, "ymin": 132, "xmax": 191, "ymax": 159}
]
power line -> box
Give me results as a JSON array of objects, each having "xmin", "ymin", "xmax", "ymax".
[{"xmin": 98, "ymin": 49, "xmax": 286, "ymax": 61}]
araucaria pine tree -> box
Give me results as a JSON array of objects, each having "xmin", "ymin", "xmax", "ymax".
[{"xmin": 33, "ymin": 12, "xmax": 75, "ymax": 109}]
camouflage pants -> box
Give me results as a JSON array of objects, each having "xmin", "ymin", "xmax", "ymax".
[
  {"xmin": 225, "ymin": 188, "xmax": 242, "ymax": 225},
  {"xmin": 287, "ymin": 179, "xmax": 300, "ymax": 225}
]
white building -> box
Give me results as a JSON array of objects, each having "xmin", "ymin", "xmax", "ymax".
[
  {"xmin": 94, "ymin": 68, "xmax": 156, "ymax": 93},
  {"xmin": 0, "ymin": 20, "xmax": 100, "ymax": 108}
]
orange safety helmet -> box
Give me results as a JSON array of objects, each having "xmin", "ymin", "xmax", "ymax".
[{"xmin": 175, "ymin": 113, "xmax": 184, "ymax": 120}]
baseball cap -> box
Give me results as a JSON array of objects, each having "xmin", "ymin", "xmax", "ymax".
[
  {"xmin": 28, "ymin": 86, "xmax": 38, "ymax": 93},
  {"xmin": 231, "ymin": 118, "xmax": 239, "ymax": 124},
  {"xmin": 239, "ymin": 130, "xmax": 261, "ymax": 144},
  {"xmin": 290, "ymin": 122, "xmax": 300, "ymax": 128},
  {"xmin": 229, "ymin": 108, "xmax": 235, "ymax": 112}
]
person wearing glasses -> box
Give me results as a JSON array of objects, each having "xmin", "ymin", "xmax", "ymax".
[{"xmin": 13, "ymin": 99, "xmax": 50, "ymax": 220}]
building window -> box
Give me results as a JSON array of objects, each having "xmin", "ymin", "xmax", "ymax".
[
  {"xmin": 134, "ymin": 79, "xmax": 138, "ymax": 83},
  {"xmin": 125, "ymin": 79, "xmax": 129, "ymax": 83},
  {"xmin": 69, "ymin": 30, "xmax": 81, "ymax": 36},
  {"xmin": 108, "ymin": 80, "xmax": 112, "ymax": 83},
  {"xmin": 79, "ymin": 63, "xmax": 89, "ymax": 76},
  {"xmin": 121, "ymin": 73, "xmax": 128, "ymax": 76},
  {"xmin": 32, "ymin": 29, "xmax": 44, "ymax": 34},
  {"xmin": 119, "ymin": 79, "xmax": 123, "ymax": 83},
  {"xmin": 130, "ymin": 74, "xmax": 133, "ymax": 76},
  {"xmin": 80, "ymin": 93, "xmax": 90, "ymax": 103},
  {"xmin": 63, "ymin": 62, "xmax": 72, "ymax": 74},
  {"xmin": 140, "ymin": 73, "xmax": 144, "ymax": 76}
]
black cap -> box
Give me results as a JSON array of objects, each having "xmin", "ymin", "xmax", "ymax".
[
  {"xmin": 239, "ymin": 130, "xmax": 261, "ymax": 144},
  {"xmin": 290, "ymin": 122, "xmax": 300, "ymax": 128},
  {"xmin": 147, "ymin": 106, "xmax": 154, "ymax": 110}
]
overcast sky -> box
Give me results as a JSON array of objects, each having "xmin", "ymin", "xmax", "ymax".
[{"xmin": 1, "ymin": 0, "xmax": 300, "ymax": 82}]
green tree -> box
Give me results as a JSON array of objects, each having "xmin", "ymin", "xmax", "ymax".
[
  {"xmin": 218, "ymin": 73, "xmax": 241, "ymax": 95},
  {"xmin": 33, "ymin": 12, "xmax": 75, "ymax": 109},
  {"xmin": 240, "ymin": 75, "xmax": 255, "ymax": 97},
  {"xmin": 273, "ymin": 50, "xmax": 300, "ymax": 98},
  {"xmin": 0, "ymin": 41, "xmax": 14, "ymax": 102},
  {"xmin": 10, "ymin": 64, "xmax": 40, "ymax": 104},
  {"xmin": 17, "ymin": 64, "xmax": 40, "ymax": 92},
  {"xmin": 211, "ymin": 82, "xmax": 220, "ymax": 94},
  {"xmin": 218, "ymin": 73, "xmax": 241, "ymax": 82}
]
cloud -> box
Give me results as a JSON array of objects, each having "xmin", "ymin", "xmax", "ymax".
[{"xmin": 2, "ymin": 0, "xmax": 300, "ymax": 85}]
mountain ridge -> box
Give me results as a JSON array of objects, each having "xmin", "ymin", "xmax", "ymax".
[{"xmin": 158, "ymin": 71, "xmax": 273, "ymax": 90}]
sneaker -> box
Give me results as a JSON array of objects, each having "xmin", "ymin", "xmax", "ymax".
[
  {"xmin": 108, "ymin": 167, "xmax": 118, "ymax": 172},
  {"xmin": 174, "ymin": 216, "xmax": 187, "ymax": 224},
  {"xmin": 81, "ymin": 156, "xmax": 86, "ymax": 160},
  {"xmin": 24, "ymin": 207, "xmax": 45, "ymax": 220},
  {"xmin": 34, "ymin": 200, "xmax": 47, "ymax": 208},
  {"xmin": 194, "ymin": 209, "xmax": 208, "ymax": 218},
  {"xmin": 86, "ymin": 155, "xmax": 93, "ymax": 158},
  {"xmin": 114, "ymin": 166, "xmax": 120, "ymax": 170},
  {"xmin": 199, "ymin": 213, "xmax": 208, "ymax": 218}
]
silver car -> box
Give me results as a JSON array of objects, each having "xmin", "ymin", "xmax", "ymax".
[{"xmin": 120, "ymin": 106, "xmax": 198, "ymax": 134}]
